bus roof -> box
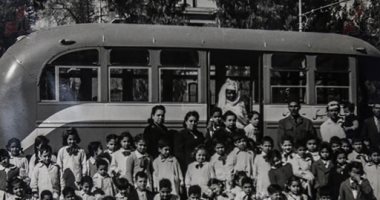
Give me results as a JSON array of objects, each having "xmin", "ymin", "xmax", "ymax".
[{"xmin": 4, "ymin": 23, "xmax": 380, "ymax": 70}]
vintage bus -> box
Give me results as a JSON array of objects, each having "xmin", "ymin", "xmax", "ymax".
[{"xmin": 0, "ymin": 23, "xmax": 379, "ymax": 152}]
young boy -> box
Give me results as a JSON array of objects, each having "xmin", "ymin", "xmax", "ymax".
[
  {"xmin": 62, "ymin": 186, "xmax": 78, "ymax": 200},
  {"xmin": 306, "ymin": 136, "xmax": 320, "ymax": 162},
  {"xmin": 114, "ymin": 178, "xmax": 131, "ymax": 200},
  {"xmin": 329, "ymin": 136, "xmax": 341, "ymax": 154},
  {"xmin": 105, "ymin": 134, "xmax": 119, "ymax": 156},
  {"xmin": 7, "ymin": 178, "xmax": 31, "ymax": 200},
  {"xmin": 234, "ymin": 177, "xmax": 255, "ymax": 200},
  {"xmin": 40, "ymin": 190, "xmax": 53, "ymax": 200},
  {"xmin": 348, "ymin": 138, "xmax": 368, "ymax": 165},
  {"xmin": 76, "ymin": 176, "xmax": 95, "ymax": 200},
  {"xmin": 339, "ymin": 161, "xmax": 375, "ymax": 200},
  {"xmin": 154, "ymin": 179, "xmax": 179, "ymax": 200},
  {"xmin": 187, "ymin": 185, "xmax": 202, "ymax": 200},
  {"xmin": 244, "ymin": 111, "xmax": 261, "ymax": 143},
  {"xmin": 364, "ymin": 148, "xmax": 380, "ymax": 200},
  {"xmin": 0, "ymin": 149, "xmax": 19, "ymax": 191},
  {"xmin": 93, "ymin": 158, "xmax": 116, "ymax": 196},
  {"xmin": 130, "ymin": 171, "xmax": 154, "ymax": 200},
  {"xmin": 30, "ymin": 144, "xmax": 60, "ymax": 199},
  {"xmin": 265, "ymin": 184, "xmax": 285, "ymax": 200},
  {"xmin": 226, "ymin": 134, "xmax": 255, "ymax": 180},
  {"xmin": 268, "ymin": 150, "xmax": 293, "ymax": 190}
]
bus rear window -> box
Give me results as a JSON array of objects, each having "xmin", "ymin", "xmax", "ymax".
[
  {"xmin": 110, "ymin": 49, "xmax": 149, "ymax": 66},
  {"xmin": 160, "ymin": 50, "xmax": 199, "ymax": 66}
]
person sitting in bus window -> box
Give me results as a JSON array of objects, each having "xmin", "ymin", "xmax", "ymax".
[
  {"xmin": 342, "ymin": 102, "xmax": 359, "ymax": 141},
  {"xmin": 320, "ymin": 101, "xmax": 346, "ymax": 142},
  {"xmin": 277, "ymin": 100, "xmax": 317, "ymax": 150},
  {"xmin": 217, "ymin": 78, "xmax": 248, "ymax": 129},
  {"xmin": 361, "ymin": 103, "xmax": 380, "ymax": 150},
  {"xmin": 244, "ymin": 111, "xmax": 261, "ymax": 143}
]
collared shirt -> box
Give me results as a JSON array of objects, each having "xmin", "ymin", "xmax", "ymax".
[
  {"xmin": 185, "ymin": 161, "xmax": 215, "ymax": 193},
  {"xmin": 137, "ymin": 190, "xmax": 147, "ymax": 200},
  {"xmin": 234, "ymin": 191, "xmax": 254, "ymax": 200},
  {"xmin": 364, "ymin": 162, "xmax": 380, "ymax": 200},
  {"xmin": 56, "ymin": 146, "xmax": 87, "ymax": 188},
  {"xmin": 152, "ymin": 155, "xmax": 183, "ymax": 195},
  {"xmin": 320, "ymin": 118, "xmax": 346, "ymax": 142},
  {"xmin": 110, "ymin": 148, "xmax": 132, "ymax": 177},
  {"xmin": 278, "ymin": 115, "xmax": 316, "ymax": 146},
  {"xmin": 30, "ymin": 162, "xmax": 60, "ymax": 195},
  {"xmin": 126, "ymin": 150, "xmax": 153, "ymax": 189},
  {"xmin": 226, "ymin": 147, "xmax": 255, "ymax": 179},
  {"xmin": 93, "ymin": 172, "xmax": 116, "ymax": 196},
  {"xmin": 210, "ymin": 153, "xmax": 228, "ymax": 182},
  {"xmin": 349, "ymin": 179, "xmax": 359, "ymax": 199}
]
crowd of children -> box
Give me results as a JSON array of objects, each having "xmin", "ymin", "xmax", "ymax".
[{"xmin": 0, "ymin": 103, "xmax": 379, "ymax": 200}]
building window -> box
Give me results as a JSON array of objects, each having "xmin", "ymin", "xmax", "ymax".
[{"xmin": 160, "ymin": 69, "xmax": 199, "ymax": 102}]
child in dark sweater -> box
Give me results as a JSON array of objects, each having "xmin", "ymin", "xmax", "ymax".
[{"xmin": 268, "ymin": 150, "xmax": 293, "ymax": 189}]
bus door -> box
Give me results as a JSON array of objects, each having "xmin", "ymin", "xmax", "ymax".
[{"xmin": 208, "ymin": 50, "xmax": 261, "ymax": 129}]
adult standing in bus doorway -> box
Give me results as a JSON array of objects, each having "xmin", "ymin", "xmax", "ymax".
[
  {"xmin": 320, "ymin": 101, "xmax": 346, "ymax": 142},
  {"xmin": 217, "ymin": 78, "xmax": 248, "ymax": 129},
  {"xmin": 277, "ymin": 100, "xmax": 317, "ymax": 149},
  {"xmin": 143, "ymin": 105, "xmax": 170, "ymax": 158},
  {"xmin": 361, "ymin": 103, "xmax": 380, "ymax": 149}
]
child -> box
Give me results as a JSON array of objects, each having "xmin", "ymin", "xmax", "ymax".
[
  {"xmin": 347, "ymin": 138, "xmax": 368, "ymax": 165},
  {"xmin": 318, "ymin": 186, "xmax": 332, "ymax": 200},
  {"xmin": 76, "ymin": 176, "xmax": 95, "ymax": 200},
  {"xmin": 40, "ymin": 190, "xmax": 53, "ymax": 200},
  {"xmin": 338, "ymin": 161, "xmax": 375, "ymax": 200},
  {"xmin": 340, "ymin": 138, "xmax": 351, "ymax": 155},
  {"xmin": 30, "ymin": 144, "xmax": 60, "ymax": 199},
  {"xmin": 329, "ymin": 136, "xmax": 341, "ymax": 154},
  {"xmin": 214, "ymin": 111, "xmax": 245, "ymax": 153},
  {"xmin": 154, "ymin": 179, "xmax": 180, "ymax": 200},
  {"xmin": 130, "ymin": 172, "xmax": 154, "ymax": 200},
  {"xmin": 206, "ymin": 107, "xmax": 223, "ymax": 139},
  {"xmin": 305, "ymin": 136, "xmax": 320, "ymax": 162},
  {"xmin": 206, "ymin": 179, "xmax": 228, "ymax": 200},
  {"xmin": 289, "ymin": 142, "xmax": 314, "ymax": 197},
  {"xmin": 126, "ymin": 134, "xmax": 153, "ymax": 189},
  {"xmin": 268, "ymin": 150, "xmax": 293, "ymax": 190},
  {"xmin": 244, "ymin": 111, "xmax": 261, "ymax": 143},
  {"xmin": 311, "ymin": 142, "xmax": 334, "ymax": 197},
  {"xmin": 234, "ymin": 177, "xmax": 255, "ymax": 200},
  {"xmin": 29, "ymin": 136, "xmax": 55, "ymax": 178},
  {"xmin": 265, "ymin": 184, "xmax": 285, "ymax": 200},
  {"xmin": 280, "ymin": 136, "xmax": 295, "ymax": 163},
  {"xmin": 86, "ymin": 141, "xmax": 103, "ymax": 177},
  {"xmin": 7, "ymin": 138, "xmax": 28, "ymax": 179},
  {"xmin": 210, "ymin": 139, "xmax": 228, "ymax": 186},
  {"xmin": 153, "ymin": 139, "xmax": 183, "ymax": 196},
  {"xmin": 7, "ymin": 178, "xmax": 31, "ymax": 200},
  {"xmin": 253, "ymin": 136, "xmax": 273, "ymax": 198},
  {"xmin": 114, "ymin": 178, "xmax": 131, "ymax": 200},
  {"xmin": 105, "ymin": 134, "xmax": 119, "ymax": 156},
  {"xmin": 364, "ymin": 148, "xmax": 380, "ymax": 200},
  {"xmin": 330, "ymin": 149, "xmax": 348, "ymax": 200},
  {"xmin": 62, "ymin": 186, "xmax": 78, "ymax": 200},
  {"xmin": 187, "ymin": 185, "xmax": 202, "ymax": 200},
  {"xmin": 185, "ymin": 145, "xmax": 215, "ymax": 194},
  {"xmin": 342, "ymin": 102, "xmax": 359, "ymax": 140},
  {"xmin": 285, "ymin": 176, "xmax": 308, "ymax": 200},
  {"xmin": 228, "ymin": 171, "xmax": 247, "ymax": 199},
  {"xmin": 57, "ymin": 128, "xmax": 87, "ymax": 190},
  {"xmin": 93, "ymin": 158, "xmax": 116, "ymax": 196},
  {"xmin": 226, "ymin": 134, "xmax": 255, "ymax": 180},
  {"xmin": 110, "ymin": 132, "xmax": 134, "ymax": 178},
  {"xmin": 0, "ymin": 149, "xmax": 19, "ymax": 191}
]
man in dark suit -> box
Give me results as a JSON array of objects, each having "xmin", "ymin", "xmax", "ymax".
[
  {"xmin": 277, "ymin": 100, "xmax": 317, "ymax": 149},
  {"xmin": 361, "ymin": 103, "xmax": 380, "ymax": 149}
]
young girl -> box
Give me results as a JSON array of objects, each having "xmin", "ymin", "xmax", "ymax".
[
  {"xmin": 0, "ymin": 149, "xmax": 18, "ymax": 191},
  {"xmin": 281, "ymin": 136, "xmax": 295, "ymax": 163},
  {"xmin": 57, "ymin": 128, "xmax": 87, "ymax": 190},
  {"xmin": 185, "ymin": 145, "xmax": 215, "ymax": 194},
  {"xmin": 289, "ymin": 142, "xmax": 314, "ymax": 197},
  {"xmin": 126, "ymin": 134, "xmax": 153, "ymax": 189},
  {"xmin": 285, "ymin": 176, "xmax": 309, "ymax": 200},
  {"xmin": 30, "ymin": 144, "xmax": 60, "ymax": 199},
  {"xmin": 330, "ymin": 148, "xmax": 349, "ymax": 200},
  {"xmin": 76, "ymin": 176, "xmax": 95, "ymax": 200},
  {"xmin": 244, "ymin": 111, "xmax": 261, "ymax": 143},
  {"xmin": 268, "ymin": 150, "xmax": 294, "ymax": 190},
  {"xmin": 7, "ymin": 138, "xmax": 28, "ymax": 180},
  {"xmin": 110, "ymin": 131, "xmax": 134, "ymax": 178},
  {"xmin": 227, "ymin": 171, "xmax": 247, "ymax": 199},
  {"xmin": 340, "ymin": 138, "xmax": 352, "ymax": 155},
  {"xmin": 329, "ymin": 136, "xmax": 341, "ymax": 154},
  {"xmin": 93, "ymin": 159, "xmax": 116, "ymax": 196},
  {"xmin": 7, "ymin": 178, "xmax": 31, "ymax": 200},
  {"xmin": 153, "ymin": 179, "xmax": 180, "ymax": 200},
  {"xmin": 28, "ymin": 136, "xmax": 56, "ymax": 178},
  {"xmin": 86, "ymin": 141, "xmax": 103, "ymax": 177},
  {"xmin": 311, "ymin": 142, "xmax": 334, "ymax": 197},
  {"xmin": 347, "ymin": 138, "xmax": 368, "ymax": 165},
  {"xmin": 153, "ymin": 139, "xmax": 183, "ymax": 196},
  {"xmin": 253, "ymin": 136, "xmax": 273, "ymax": 198},
  {"xmin": 210, "ymin": 139, "xmax": 228, "ymax": 186},
  {"xmin": 104, "ymin": 134, "xmax": 119, "ymax": 156},
  {"xmin": 204, "ymin": 179, "xmax": 228, "ymax": 200},
  {"xmin": 305, "ymin": 136, "xmax": 320, "ymax": 162}
]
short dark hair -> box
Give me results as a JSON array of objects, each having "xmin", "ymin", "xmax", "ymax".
[
  {"xmin": 96, "ymin": 158, "xmax": 109, "ymax": 169},
  {"xmin": 329, "ymin": 136, "xmax": 341, "ymax": 145},
  {"xmin": 114, "ymin": 178, "xmax": 130, "ymax": 190},
  {"xmin": 158, "ymin": 139, "xmax": 170, "ymax": 149},
  {"xmin": 135, "ymin": 171, "xmax": 148, "ymax": 180},
  {"xmin": 343, "ymin": 102, "xmax": 355, "ymax": 112},
  {"xmin": 134, "ymin": 134, "xmax": 145, "ymax": 144},
  {"xmin": 233, "ymin": 132, "xmax": 246, "ymax": 143},
  {"xmin": 267, "ymin": 184, "xmax": 282, "ymax": 195},
  {"xmin": 207, "ymin": 178, "xmax": 223, "ymax": 187},
  {"xmin": 188, "ymin": 185, "xmax": 202, "ymax": 196},
  {"xmin": 80, "ymin": 176, "xmax": 94, "ymax": 188},
  {"xmin": 268, "ymin": 150, "xmax": 282, "ymax": 165},
  {"xmin": 119, "ymin": 131, "xmax": 133, "ymax": 144},
  {"xmin": 347, "ymin": 161, "xmax": 364, "ymax": 175},
  {"xmin": 319, "ymin": 142, "xmax": 332, "ymax": 156},
  {"xmin": 222, "ymin": 110, "xmax": 237, "ymax": 121},
  {"xmin": 210, "ymin": 107, "xmax": 222, "ymax": 116},
  {"xmin": 318, "ymin": 186, "xmax": 331, "ymax": 197},
  {"xmin": 247, "ymin": 110, "xmax": 260, "ymax": 120},
  {"xmin": 0, "ymin": 149, "xmax": 10, "ymax": 161},
  {"xmin": 159, "ymin": 178, "xmax": 172, "ymax": 190},
  {"xmin": 262, "ymin": 136, "xmax": 274, "ymax": 146},
  {"xmin": 40, "ymin": 190, "xmax": 53, "ymax": 199},
  {"xmin": 106, "ymin": 134, "xmax": 118, "ymax": 143},
  {"xmin": 88, "ymin": 141, "xmax": 102, "ymax": 157},
  {"xmin": 39, "ymin": 144, "xmax": 52, "ymax": 154},
  {"xmin": 6, "ymin": 138, "xmax": 21, "ymax": 150},
  {"xmin": 241, "ymin": 177, "xmax": 253, "ymax": 186},
  {"xmin": 281, "ymin": 135, "xmax": 294, "ymax": 145},
  {"xmin": 8, "ymin": 178, "xmax": 26, "ymax": 194}
]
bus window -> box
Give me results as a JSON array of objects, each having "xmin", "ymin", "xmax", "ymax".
[
  {"xmin": 40, "ymin": 49, "xmax": 100, "ymax": 101},
  {"xmin": 109, "ymin": 68, "xmax": 149, "ymax": 102},
  {"xmin": 160, "ymin": 69, "xmax": 199, "ymax": 102},
  {"xmin": 110, "ymin": 48, "xmax": 149, "ymax": 66},
  {"xmin": 271, "ymin": 53, "xmax": 307, "ymax": 103},
  {"xmin": 210, "ymin": 50, "xmax": 259, "ymax": 111},
  {"xmin": 160, "ymin": 50, "xmax": 199, "ymax": 103},
  {"xmin": 58, "ymin": 67, "xmax": 99, "ymax": 101},
  {"xmin": 315, "ymin": 55, "xmax": 349, "ymax": 104}
]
